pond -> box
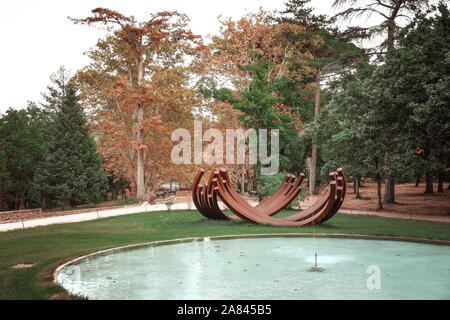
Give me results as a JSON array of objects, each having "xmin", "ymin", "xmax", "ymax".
[{"xmin": 56, "ymin": 236, "xmax": 450, "ymax": 300}]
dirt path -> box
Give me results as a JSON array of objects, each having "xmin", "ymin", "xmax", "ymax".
[{"xmin": 304, "ymin": 182, "xmax": 450, "ymax": 217}]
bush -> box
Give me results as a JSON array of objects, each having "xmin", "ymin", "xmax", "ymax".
[{"xmin": 257, "ymin": 172, "xmax": 305, "ymax": 210}]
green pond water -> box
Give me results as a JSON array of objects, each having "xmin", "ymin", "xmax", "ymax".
[{"xmin": 57, "ymin": 236, "xmax": 450, "ymax": 300}]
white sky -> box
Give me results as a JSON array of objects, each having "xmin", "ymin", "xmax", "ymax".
[{"xmin": 0, "ymin": 0, "xmax": 360, "ymax": 112}]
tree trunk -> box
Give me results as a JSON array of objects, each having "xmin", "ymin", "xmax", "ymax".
[
  {"xmin": 355, "ymin": 176, "xmax": 361, "ymax": 199},
  {"xmin": 384, "ymin": 146, "xmax": 395, "ymax": 203},
  {"xmin": 425, "ymin": 172, "xmax": 433, "ymax": 194},
  {"xmin": 353, "ymin": 176, "xmax": 357, "ymax": 194},
  {"xmin": 241, "ymin": 168, "xmax": 245, "ymax": 195},
  {"xmin": 415, "ymin": 174, "xmax": 421, "ymax": 187},
  {"xmin": 438, "ymin": 173, "xmax": 444, "ymax": 193},
  {"xmin": 310, "ymin": 145, "xmax": 317, "ymax": 195},
  {"xmin": 19, "ymin": 199, "xmax": 25, "ymax": 210},
  {"xmin": 376, "ymin": 176, "xmax": 383, "ymax": 210},
  {"xmin": 136, "ymin": 57, "xmax": 145, "ymax": 201},
  {"xmin": 384, "ymin": 178, "xmax": 395, "ymax": 203},
  {"xmin": 248, "ymin": 165, "xmax": 254, "ymax": 191},
  {"xmin": 383, "ymin": 19, "xmax": 397, "ymax": 204},
  {"xmin": 310, "ymin": 68, "xmax": 321, "ymax": 195}
]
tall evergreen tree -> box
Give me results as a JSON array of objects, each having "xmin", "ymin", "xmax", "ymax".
[{"xmin": 34, "ymin": 71, "xmax": 107, "ymax": 208}]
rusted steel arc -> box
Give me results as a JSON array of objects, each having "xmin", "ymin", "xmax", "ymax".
[
  {"xmin": 210, "ymin": 177, "xmax": 241, "ymax": 220},
  {"xmin": 320, "ymin": 169, "xmax": 347, "ymax": 224},
  {"xmin": 204, "ymin": 171, "xmax": 229, "ymax": 220},
  {"xmin": 294, "ymin": 182, "xmax": 338, "ymax": 226},
  {"xmin": 315, "ymin": 172, "xmax": 343, "ymax": 224},
  {"xmin": 219, "ymin": 169, "xmax": 277, "ymax": 216},
  {"xmin": 193, "ymin": 168, "xmax": 344, "ymax": 226},
  {"xmin": 216, "ymin": 173, "xmax": 338, "ymax": 227},
  {"xmin": 282, "ymin": 173, "xmax": 336, "ymax": 222},
  {"xmin": 191, "ymin": 170, "xmax": 203, "ymax": 210},
  {"xmin": 192, "ymin": 170, "xmax": 229, "ymax": 220},
  {"xmin": 208, "ymin": 170, "xmax": 299, "ymax": 217},
  {"xmin": 256, "ymin": 175, "xmax": 290, "ymax": 207},
  {"xmin": 219, "ymin": 169, "xmax": 301, "ymax": 218},
  {"xmin": 206, "ymin": 179, "xmax": 230, "ymax": 220},
  {"xmin": 192, "ymin": 171, "xmax": 214, "ymax": 219},
  {"xmin": 216, "ymin": 171, "xmax": 333, "ymax": 227},
  {"xmin": 313, "ymin": 173, "xmax": 345, "ymax": 225},
  {"xmin": 255, "ymin": 176, "xmax": 298, "ymax": 213},
  {"xmin": 220, "ymin": 169, "xmax": 304, "ymax": 217},
  {"xmin": 192, "ymin": 170, "xmax": 237, "ymax": 221},
  {"xmin": 199, "ymin": 184, "xmax": 213, "ymax": 218},
  {"xmin": 309, "ymin": 172, "xmax": 345, "ymax": 224},
  {"xmin": 258, "ymin": 174, "xmax": 304, "ymax": 216},
  {"xmin": 191, "ymin": 170, "xmax": 238, "ymax": 221},
  {"xmin": 201, "ymin": 183, "xmax": 216, "ymax": 219},
  {"xmin": 217, "ymin": 169, "xmax": 334, "ymax": 224},
  {"xmin": 205, "ymin": 171, "xmax": 237, "ymax": 221},
  {"xmin": 214, "ymin": 176, "xmax": 258, "ymax": 224},
  {"xmin": 256, "ymin": 175, "xmax": 295, "ymax": 210},
  {"xmin": 313, "ymin": 186, "xmax": 343, "ymax": 225}
]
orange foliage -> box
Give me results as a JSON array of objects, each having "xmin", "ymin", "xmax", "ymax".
[{"xmin": 73, "ymin": 8, "xmax": 206, "ymax": 200}]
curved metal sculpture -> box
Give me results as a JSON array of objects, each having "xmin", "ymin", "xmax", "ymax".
[{"xmin": 192, "ymin": 168, "xmax": 346, "ymax": 227}]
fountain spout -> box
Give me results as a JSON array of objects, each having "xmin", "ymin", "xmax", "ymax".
[{"xmin": 309, "ymin": 251, "xmax": 324, "ymax": 272}]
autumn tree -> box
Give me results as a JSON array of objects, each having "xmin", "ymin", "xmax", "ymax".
[{"xmin": 72, "ymin": 8, "xmax": 205, "ymax": 202}]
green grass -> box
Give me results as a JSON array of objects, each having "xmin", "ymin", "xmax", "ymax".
[{"xmin": 0, "ymin": 210, "xmax": 449, "ymax": 300}]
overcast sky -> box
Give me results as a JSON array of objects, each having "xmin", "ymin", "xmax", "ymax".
[{"xmin": 0, "ymin": 0, "xmax": 359, "ymax": 112}]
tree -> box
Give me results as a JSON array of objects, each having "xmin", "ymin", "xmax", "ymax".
[
  {"xmin": 277, "ymin": 0, "xmax": 363, "ymax": 194},
  {"xmin": 200, "ymin": 56, "xmax": 306, "ymax": 178},
  {"xmin": 206, "ymin": 9, "xmax": 313, "ymax": 91},
  {"xmin": 72, "ymin": 8, "xmax": 204, "ymax": 202},
  {"xmin": 332, "ymin": 0, "xmax": 435, "ymax": 203},
  {"xmin": 315, "ymin": 2, "xmax": 450, "ymax": 206},
  {"xmin": 0, "ymin": 104, "xmax": 49, "ymax": 210},
  {"xmin": 105, "ymin": 170, "xmax": 131, "ymax": 200},
  {"xmin": 315, "ymin": 61, "xmax": 387, "ymax": 209},
  {"xmin": 34, "ymin": 73, "xmax": 107, "ymax": 208},
  {"xmin": 379, "ymin": 2, "xmax": 450, "ymax": 194}
]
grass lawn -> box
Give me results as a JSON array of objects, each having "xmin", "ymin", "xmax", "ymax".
[{"xmin": 0, "ymin": 210, "xmax": 449, "ymax": 300}]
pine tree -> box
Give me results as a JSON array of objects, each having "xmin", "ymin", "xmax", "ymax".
[{"xmin": 34, "ymin": 71, "xmax": 107, "ymax": 208}]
